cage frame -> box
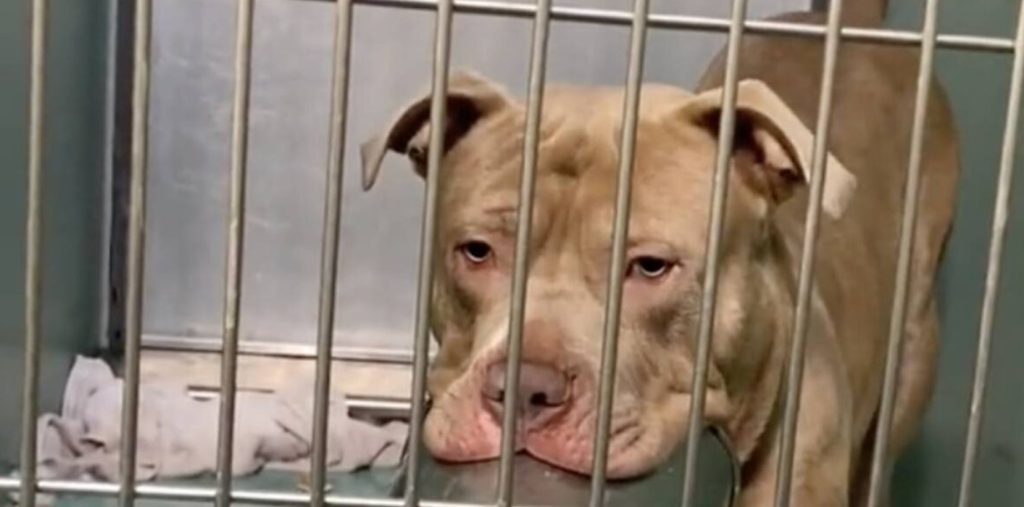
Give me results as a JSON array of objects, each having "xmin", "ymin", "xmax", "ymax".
[{"xmin": 4, "ymin": 0, "xmax": 1022, "ymax": 506}]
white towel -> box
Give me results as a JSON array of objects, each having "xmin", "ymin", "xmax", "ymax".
[{"xmin": 28, "ymin": 355, "xmax": 407, "ymax": 483}]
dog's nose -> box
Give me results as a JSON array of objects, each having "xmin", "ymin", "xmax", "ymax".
[{"xmin": 483, "ymin": 361, "xmax": 570, "ymax": 421}]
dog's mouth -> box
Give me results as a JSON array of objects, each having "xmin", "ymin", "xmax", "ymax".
[
  {"xmin": 421, "ymin": 378, "xmax": 679, "ymax": 479},
  {"xmin": 521, "ymin": 414, "xmax": 656, "ymax": 478}
]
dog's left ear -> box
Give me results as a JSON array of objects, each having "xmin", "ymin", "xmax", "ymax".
[
  {"xmin": 360, "ymin": 70, "xmax": 513, "ymax": 191},
  {"xmin": 678, "ymin": 79, "xmax": 857, "ymax": 219}
]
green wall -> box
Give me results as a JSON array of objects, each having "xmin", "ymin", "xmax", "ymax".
[
  {"xmin": 0, "ymin": 0, "xmax": 111, "ymax": 467},
  {"xmin": 887, "ymin": 1, "xmax": 1024, "ymax": 506}
]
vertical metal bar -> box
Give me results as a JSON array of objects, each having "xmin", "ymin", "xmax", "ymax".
[
  {"xmin": 587, "ymin": 1, "xmax": 650, "ymax": 506},
  {"xmin": 215, "ymin": 0, "xmax": 255, "ymax": 505},
  {"xmin": 118, "ymin": 0, "xmax": 153, "ymax": 504},
  {"xmin": 105, "ymin": 0, "xmax": 138, "ymax": 355},
  {"xmin": 771, "ymin": 0, "xmax": 846, "ymax": 505},
  {"xmin": 495, "ymin": 0, "xmax": 552, "ymax": 504},
  {"xmin": 679, "ymin": 1, "xmax": 748, "ymax": 506},
  {"xmin": 98, "ymin": 0, "xmax": 119, "ymax": 353},
  {"xmin": 405, "ymin": 0, "xmax": 455, "ymax": 504},
  {"xmin": 309, "ymin": 0, "xmax": 355, "ymax": 505},
  {"xmin": 955, "ymin": 2, "xmax": 1024, "ymax": 505},
  {"xmin": 865, "ymin": 1, "xmax": 941, "ymax": 505},
  {"xmin": 20, "ymin": 1, "xmax": 48, "ymax": 506}
]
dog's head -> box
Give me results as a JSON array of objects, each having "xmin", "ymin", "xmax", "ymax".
[{"xmin": 362, "ymin": 71, "xmax": 855, "ymax": 479}]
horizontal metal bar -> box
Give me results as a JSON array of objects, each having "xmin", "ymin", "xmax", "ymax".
[
  {"xmin": 184, "ymin": 387, "xmax": 409, "ymax": 419},
  {"xmin": 347, "ymin": 395, "xmax": 412, "ymax": 419},
  {"xmin": 295, "ymin": 0, "xmax": 1021, "ymax": 54},
  {"xmin": 0, "ymin": 478, "xmax": 506, "ymax": 507},
  {"xmin": 141, "ymin": 334, "xmax": 424, "ymax": 364}
]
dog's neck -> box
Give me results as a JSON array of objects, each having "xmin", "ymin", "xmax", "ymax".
[{"xmin": 721, "ymin": 227, "xmax": 797, "ymax": 464}]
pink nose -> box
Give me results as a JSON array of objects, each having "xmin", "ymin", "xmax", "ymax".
[{"xmin": 483, "ymin": 361, "xmax": 570, "ymax": 422}]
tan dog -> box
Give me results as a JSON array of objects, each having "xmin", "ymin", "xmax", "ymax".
[{"xmin": 360, "ymin": 9, "xmax": 959, "ymax": 507}]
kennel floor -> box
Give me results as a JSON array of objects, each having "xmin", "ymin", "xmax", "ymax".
[{"xmin": 10, "ymin": 351, "xmax": 735, "ymax": 507}]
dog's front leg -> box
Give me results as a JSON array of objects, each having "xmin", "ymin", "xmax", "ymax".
[
  {"xmin": 736, "ymin": 348, "xmax": 853, "ymax": 507},
  {"xmin": 735, "ymin": 435, "xmax": 850, "ymax": 506}
]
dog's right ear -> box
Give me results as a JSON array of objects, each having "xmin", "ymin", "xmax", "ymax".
[{"xmin": 360, "ymin": 70, "xmax": 512, "ymax": 191}]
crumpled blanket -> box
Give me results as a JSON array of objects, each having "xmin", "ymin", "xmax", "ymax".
[{"xmin": 24, "ymin": 355, "xmax": 407, "ymax": 483}]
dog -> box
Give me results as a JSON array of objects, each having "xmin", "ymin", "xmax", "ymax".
[{"xmin": 359, "ymin": 5, "xmax": 959, "ymax": 506}]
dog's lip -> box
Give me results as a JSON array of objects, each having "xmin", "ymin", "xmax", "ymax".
[
  {"xmin": 424, "ymin": 380, "xmax": 668, "ymax": 479},
  {"xmin": 520, "ymin": 417, "xmax": 654, "ymax": 479}
]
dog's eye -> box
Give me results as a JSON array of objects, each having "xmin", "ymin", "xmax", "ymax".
[
  {"xmin": 459, "ymin": 241, "xmax": 493, "ymax": 264},
  {"xmin": 630, "ymin": 256, "xmax": 671, "ymax": 279}
]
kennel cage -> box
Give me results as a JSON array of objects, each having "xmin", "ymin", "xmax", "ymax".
[{"xmin": 1, "ymin": 0, "xmax": 1022, "ymax": 506}]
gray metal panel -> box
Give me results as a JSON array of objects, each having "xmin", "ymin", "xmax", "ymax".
[
  {"xmin": 142, "ymin": 0, "xmax": 809, "ymax": 350},
  {"xmin": 0, "ymin": 0, "xmax": 111, "ymax": 468}
]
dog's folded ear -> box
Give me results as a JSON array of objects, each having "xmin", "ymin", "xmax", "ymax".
[
  {"xmin": 679, "ymin": 79, "xmax": 857, "ymax": 219},
  {"xmin": 360, "ymin": 70, "xmax": 512, "ymax": 191}
]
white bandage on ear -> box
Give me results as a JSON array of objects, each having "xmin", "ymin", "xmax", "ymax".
[{"xmin": 684, "ymin": 79, "xmax": 858, "ymax": 219}]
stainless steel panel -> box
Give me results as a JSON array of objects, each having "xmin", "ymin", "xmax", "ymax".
[{"xmin": 143, "ymin": 0, "xmax": 810, "ymax": 350}]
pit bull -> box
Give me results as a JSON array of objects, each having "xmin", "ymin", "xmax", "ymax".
[{"xmin": 359, "ymin": 4, "xmax": 960, "ymax": 506}]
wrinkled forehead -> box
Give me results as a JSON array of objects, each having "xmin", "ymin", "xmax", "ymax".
[
  {"xmin": 439, "ymin": 90, "xmax": 719, "ymax": 246},
  {"xmin": 573, "ymin": 121, "xmax": 718, "ymax": 251}
]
